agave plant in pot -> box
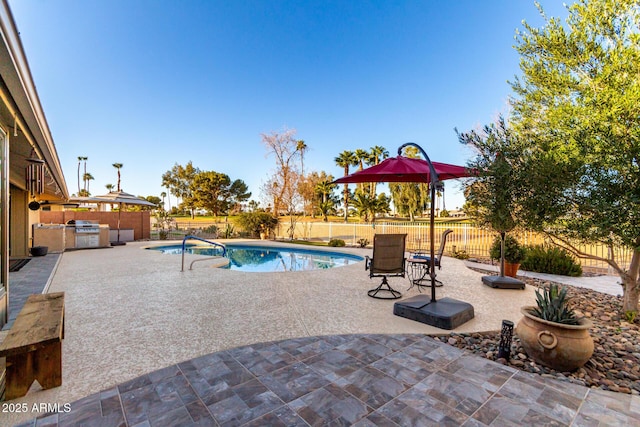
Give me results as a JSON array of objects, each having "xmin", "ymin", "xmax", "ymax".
[{"xmin": 516, "ymin": 283, "xmax": 593, "ymax": 372}]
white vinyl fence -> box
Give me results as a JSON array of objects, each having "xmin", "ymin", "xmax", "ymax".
[{"xmin": 151, "ymin": 220, "xmax": 632, "ymax": 274}]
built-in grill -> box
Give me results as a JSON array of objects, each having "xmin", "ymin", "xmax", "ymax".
[{"xmin": 72, "ymin": 220, "xmax": 100, "ymax": 248}]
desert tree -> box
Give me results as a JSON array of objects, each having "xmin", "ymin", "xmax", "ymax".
[
  {"xmin": 261, "ymin": 128, "xmax": 305, "ymax": 238},
  {"xmin": 162, "ymin": 161, "xmax": 199, "ymax": 218},
  {"xmin": 189, "ymin": 171, "xmax": 250, "ymax": 216},
  {"xmin": 509, "ymin": 0, "xmax": 640, "ymax": 314}
]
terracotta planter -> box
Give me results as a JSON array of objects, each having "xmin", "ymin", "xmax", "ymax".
[
  {"xmin": 516, "ymin": 306, "xmax": 593, "ymax": 371},
  {"xmin": 504, "ymin": 261, "xmax": 520, "ymax": 277}
]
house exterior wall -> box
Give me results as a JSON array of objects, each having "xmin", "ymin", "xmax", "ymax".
[{"xmin": 9, "ymin": 186, "xmax": 29, "ymax": 256}]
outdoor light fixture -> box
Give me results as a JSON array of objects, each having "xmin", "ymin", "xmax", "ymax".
[{"xmin": 498, "ymin": 319, "xmax": 514, "ymax": 360}]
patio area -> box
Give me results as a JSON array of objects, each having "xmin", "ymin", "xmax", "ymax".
[{"xmin": 3, "ymin": 240, "xmax": 639, "ymax": 426}]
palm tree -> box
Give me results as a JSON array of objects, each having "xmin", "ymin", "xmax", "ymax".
[
  {"xmin": 370, "ymin": 145, "xmax": 389, "ymax": 165},
  {"xmin": 334, "ymin": 150, "xmax": 357, "ymax": 222},
  {"xmin": 160, "ymin": 191, "xmax": 166, "ymax": 211},
  {"xmin": 105, "ymin": 184, "xmax": 115, "ymax": 210},
  {"xmin": 164, "ymin": 187, "xmax": 172, "ymax": 212},
  {"xmin": 350, "ymin": 190, "xmax": 390, "ymax": 223},
  {"xmin": 296, "ymin": 140, "xmax": 307, "ymax": 177},
  {"xmin": 353, "ymin": 148, "xmax": 370, "ymax": 194},
  {"xmin": 315, "ymin": 179, "xmax": 337, "ymax": 221},
  {"xmin": 368, "ymin": 146, "xmax": 388, "ymax": 197},
  {"xmin": 354, "ymin": 149, "xmax": 369, "ymax": 171},
  {"xmin": 77, "ymin": 156, "xmax": 87, "ymax": 195},
  {"xmin": 83, "ymin": 173, "xmax": 94, "ymax": 195},
  {"xmin": 112, "ymin": 163, "xmax": 123, "ymax": 191},
  {"xmin": 296, "ymin": 140, "xmax": 308, "ymax": 216}
]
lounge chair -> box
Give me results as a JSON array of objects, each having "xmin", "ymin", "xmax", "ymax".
[
  {"xmin": 365, "ymin": 233, "xmax": 407, "ymax": 299},
  {"xmin": 407, "ymin": 229, "xmax": 453, "ymax": 289}
]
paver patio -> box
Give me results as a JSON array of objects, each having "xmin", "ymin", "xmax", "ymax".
[{"xmin": 2, "ymin": 240, "xmax": 638, "ymax": 426}]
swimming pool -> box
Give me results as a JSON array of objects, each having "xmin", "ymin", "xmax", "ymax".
[{"xmin": 147, "ymin": 243, "xmax": 364, "ymax": 272}]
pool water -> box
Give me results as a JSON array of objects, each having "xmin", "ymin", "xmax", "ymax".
[{"xmin": 148, "ymin": 243, "xmax": 364, "ymax": 272}]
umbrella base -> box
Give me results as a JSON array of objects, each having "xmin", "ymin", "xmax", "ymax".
[
  {"xmin": 482, "ymin": 275, "xmax": 525, "ymax": 290},
  {"xmin": 394, "ymin": 295, "xmax": 474, "ymax": 330},
  {"xmin": 110, "ymin": 241, "xmax": 126, "ymax": 246}
]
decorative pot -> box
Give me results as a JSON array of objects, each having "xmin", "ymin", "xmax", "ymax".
[
  {"xmin": 504, "ymin": 261, "xmax": 520, "ymax": 278},
  {"xmin": 259, "ymin": 232, "xmax": 267, "ymax": 240},
  {"xmin": 30, "ymin": 246, "xmax": 48, "ymax": 257},
  {"xmin": 516, "ymin": 306, "xmax": 593, "ymax": 371}
]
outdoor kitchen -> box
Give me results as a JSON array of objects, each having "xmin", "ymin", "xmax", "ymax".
[
  {"xmin": 36, "ymin": 209, "xmax": 152, "ymax": 249},
  {"xmin": 32, "ymin": 220, "xmax": 110, "ymax": 252}
]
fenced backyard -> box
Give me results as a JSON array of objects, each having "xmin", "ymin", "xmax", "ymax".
[{"xmin": 150, "ymin": 219, "xmax": 632, "ymax": 275}]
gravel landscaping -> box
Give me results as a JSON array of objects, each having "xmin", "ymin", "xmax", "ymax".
[{"xmin": 436, "ymin": 273, "xmax": 640, "ymax": 395}]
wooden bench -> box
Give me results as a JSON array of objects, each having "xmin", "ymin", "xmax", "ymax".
[{"xmin": 0, "ymin": 292, "xmax": 64, "ymax": 400}]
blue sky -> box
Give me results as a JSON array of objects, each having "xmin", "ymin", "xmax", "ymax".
[{"xmin": 9, "ymin": 0, "xmax": 569, "ymax": 211}]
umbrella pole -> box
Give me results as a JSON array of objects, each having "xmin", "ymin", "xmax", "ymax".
[
  {"xmin": 429, "ymin": 181, "xmax": 437, "ymax": 302},
  {"xmin": 398, "ymin": 143, "xmax": 440, "ymax": 302},
  {"xmin": 394, "ymin": 142, "xmax": 475, "ymax": 330}
]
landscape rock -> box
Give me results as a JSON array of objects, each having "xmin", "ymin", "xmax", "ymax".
[{"xmin": 441, "ymin": 275, "xmax": 640, "ymax": 395}]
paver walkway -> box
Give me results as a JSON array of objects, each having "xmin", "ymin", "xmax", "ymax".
[{"xmin": 464, "ymin": 260, "xmax": 622, "ymax": 297}]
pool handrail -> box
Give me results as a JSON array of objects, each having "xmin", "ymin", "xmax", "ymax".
[{"xmin": 181, "ymin": 235, "xmax": 227, "ymax": 272}]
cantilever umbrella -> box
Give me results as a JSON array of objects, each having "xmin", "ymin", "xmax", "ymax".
[
  {"xmin": 334, "ymin": 156, "xmax": 472, "ymax": 184},
  {"xmin": 334, "ymin": 143, "xmax": 476, "ymax": 329},
  {"xmin": 94, "ymin": 191, "xmax": 156, "ymax": 245}
]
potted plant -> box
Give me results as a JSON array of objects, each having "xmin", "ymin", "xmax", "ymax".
[
  {"xmin": 516, "ymin": 283, "xmax": 593, "ymax": 371},
  {"xmin": 30, "ymin": 246, "xmax": 48, "ymax": 257},
  {"xmin": 490, "ymin": 235, "xmax": 525, "ymax": 277}
]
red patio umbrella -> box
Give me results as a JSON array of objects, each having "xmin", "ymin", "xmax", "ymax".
[
  {"xmin": 333, "ymin": 142, "xmax": 475, "ymax": 329},
  {"xmin": 334, "ymin": 156, "xmax": 473, "ymax": 184}
]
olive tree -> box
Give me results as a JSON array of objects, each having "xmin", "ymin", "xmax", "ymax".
[
  {"xmin": 510, "ymin": 0, "xmax": 640, "ymax": 314},
  {"xmin": 458, "ymin": 117, "xmax": 526, "ymax": 277}
]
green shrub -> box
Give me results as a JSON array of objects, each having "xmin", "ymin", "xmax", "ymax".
[
  {"xmin": 520, "ymin": 244, "xmax": 582, "ymax": 277},
  {"xmin": 451, "ymin": 247, "xmax": 470, "ymax": 260},
  {"xmin": 489, "ymin": 235, "xmax": 525, "ymax": 263},
  {"xmin": 201, "ymin": 225, "xmax": 219, "ymax": 235},
  {"xmin": 328, "ymin": 238, "xmax": 346, "ymax": 247}
]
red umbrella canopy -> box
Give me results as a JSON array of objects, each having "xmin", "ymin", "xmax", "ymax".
[{"xmin": 333, "ymin": 156, "xmax": 473, "ymax": 184}]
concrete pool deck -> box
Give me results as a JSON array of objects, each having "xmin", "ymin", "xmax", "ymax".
[{"xmin": 3, "ymin": 240, "xmax": 639, "ymax": 426}]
